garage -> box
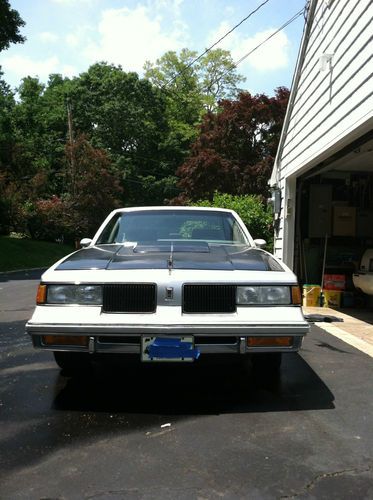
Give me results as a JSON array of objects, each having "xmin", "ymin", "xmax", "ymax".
[
  {"xmin": 269, "ymin": 0, "xmax": 373, "ymax": 311},
  {"xmin": 294, "ymin": 132, "xmax": 373, "ymax": 309}
]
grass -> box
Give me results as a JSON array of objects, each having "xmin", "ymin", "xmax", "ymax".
[{"xmin": 0, "ymin": 235, "xmax": 75, "ymax": 272}]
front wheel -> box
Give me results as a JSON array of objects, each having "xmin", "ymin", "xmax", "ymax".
[{"xmin": 53, "ymin": 351, "xmax": 91, "ymax": 376}]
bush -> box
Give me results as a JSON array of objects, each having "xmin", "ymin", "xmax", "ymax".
[
  {"xmin": 192, "ymin": 192, "xmax": 273, "ymax": 250},
  {"xmin": 22, "ymin": 196, "xmax": 75, "ymax": 243}
]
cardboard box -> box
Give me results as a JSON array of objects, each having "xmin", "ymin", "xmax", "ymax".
[
  {"xmin": 308, "ymin": 185, "xmax": 332, "ymax": 237},
  {"xmin": 333, "ymin": 207, "xmax": 356, "ymax": 236}
]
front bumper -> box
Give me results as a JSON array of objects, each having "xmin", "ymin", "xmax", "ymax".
[
  {"xmin": 26, "ymin": 303, "xmax": 309, "ymax": 355},
  {"xmin": 26, "ymin": 321, "xmax": 309, "ymax": 355}
]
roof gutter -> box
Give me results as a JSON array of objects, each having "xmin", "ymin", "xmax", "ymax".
[{"xmin": 270, "ymin": 0, "xmax": 318, "ymax": 188}]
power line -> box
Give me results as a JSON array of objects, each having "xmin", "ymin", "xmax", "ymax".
[
  {"xmin": 234, "ymin": 8, "xmax": 305, "ymax": 67},
  {"xmin": 204, "ymin": 7, "xmax": 305, "ymax": 95},
  {"xmin": 163, "ymin": 0, "xmax": 270, "ymax": 88}
]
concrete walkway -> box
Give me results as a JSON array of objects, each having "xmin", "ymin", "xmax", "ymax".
[{"xmin": 303, "ymin": 306, "xmax": 373, "ymax": 357}]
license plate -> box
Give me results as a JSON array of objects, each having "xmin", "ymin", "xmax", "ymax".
[{"xmin": 141, "ymin": 336, "xmax": 199, "ymax": 362}]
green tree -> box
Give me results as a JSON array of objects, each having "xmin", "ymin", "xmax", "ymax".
[
  {"xmin": 0, "ymin": 0, "xmax": 25, "ymax": 52},
  {"xmin": 67, "ymin": 62, "xmax": 181, "ymax": 205},
  {"xmin": 193, "ymin": 192, "xmax": 273, "ymax": 249},
  {"xmin": 198, "ymin": 49, "xmax": 246, "ymax": 111},
  {"xmin": 0, "ymin": 73, "xmax": 19, "ymax": 233},
  {"xmin": 144, "ymin": 49, "xmax": 245, "ymax": 201},
  {"xmin": 144, "ymin": 48, "xmax": 245, "ymax": 113}
]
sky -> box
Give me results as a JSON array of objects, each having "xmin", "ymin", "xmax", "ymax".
[{"xmin": 0, "ymin": 0, "xmax": 307, "ymax": 96}]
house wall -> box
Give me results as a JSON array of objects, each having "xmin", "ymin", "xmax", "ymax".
[{"xmin": 273, "ymin": 0, "xmax": 373, "ymax": 266}]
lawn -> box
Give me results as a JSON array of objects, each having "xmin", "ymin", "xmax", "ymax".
[{"xmin": 0, "ymin": 236, "xmax": 75, "ymax": 272}]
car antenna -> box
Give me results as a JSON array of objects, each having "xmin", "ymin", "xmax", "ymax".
[{"xmin": 167, "ymin": 242, "xmax": 174, "ymax": 274}]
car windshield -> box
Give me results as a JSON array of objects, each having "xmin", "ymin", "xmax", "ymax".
[{"xmin": 96, "ymin": 210, "xmax": 250, "ymax": 246}]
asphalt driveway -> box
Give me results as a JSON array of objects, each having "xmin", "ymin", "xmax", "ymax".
[{"xmin": 0, "ymin": 271, "xmax": 372, "ymax": 499}]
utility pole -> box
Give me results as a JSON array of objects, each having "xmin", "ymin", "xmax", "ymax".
[{"xmin": 66, "ymin": 98, "xmax": 76, "ymax": 197}]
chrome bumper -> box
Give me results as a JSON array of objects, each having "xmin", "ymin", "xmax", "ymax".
[{"xmin": 26, "ymin": 321, "xmax": 308, "ymax": 354}]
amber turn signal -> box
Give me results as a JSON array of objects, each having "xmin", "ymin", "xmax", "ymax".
[
  {"xmin": 36, "ymin": 284, "xmax": 47, "ymax": 304},
  {"xmin": 247, "ymin": 336, "xmax": 293, "ymax": 347},
  {"xmin": 291, "ymin": 286, "xmax": 302, "ymax": 305},
  {"xmin": 42, "ymin": 335, "xmax": 88, "ymax": 346}
]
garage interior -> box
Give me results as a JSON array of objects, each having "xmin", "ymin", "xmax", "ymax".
[{"xmin": 294, "ymin": 131, "xmax": 373, "ymax": 309}]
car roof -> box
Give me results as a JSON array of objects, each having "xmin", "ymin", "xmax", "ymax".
[{"xmin": 111, "ymin": 206, "xmax": 236, "ymax": 214}]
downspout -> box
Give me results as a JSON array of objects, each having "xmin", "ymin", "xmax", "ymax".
[{"xmin": 270, "ymin": 0, "xmax": 318, "ymax": 189}]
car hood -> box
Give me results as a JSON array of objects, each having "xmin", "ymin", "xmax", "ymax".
[{"xmin": 56, "ymin": 243, "xmax": 284, "ymax": 272}]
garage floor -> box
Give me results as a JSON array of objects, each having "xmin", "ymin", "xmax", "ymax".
[{"xmin": 302, "ymin": 306, "xmax": 373, "ymax": 355}]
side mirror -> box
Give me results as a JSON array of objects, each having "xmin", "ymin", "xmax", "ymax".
[
  {"xmin": 80, "ymin": 238, "xmax": 93, "ymax": 248},
  {"xmin": 254, "ymin": 239, "xmax": 266, "ymax": 249}
]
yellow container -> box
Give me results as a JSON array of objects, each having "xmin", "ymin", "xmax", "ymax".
[
  {"xmin": 323, "ymin": 290, "xmax": 342, "ymax": 308},
  {"xmin": 302, "ymin": 285, "xmax": 321, "ymax": 307}
]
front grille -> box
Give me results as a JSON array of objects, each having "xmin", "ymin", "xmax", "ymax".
[
  {"xmin": 102, "ymin": 284, "xmax": 156, "ymax": 313},
  {"xmin": 183, "ymin": 284, "xmax": 236, "ymax": 313},
  {"xmin": 195, "ymin": 336, "xmax": 237, "ymax": 345}
]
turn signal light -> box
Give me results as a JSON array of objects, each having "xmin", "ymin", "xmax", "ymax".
[
  {"xmin": 36, "ymin": 284, "xmax": 47, "ymax": 304},
  {"xmin": 291, "ymin": 286, "xmax": 302, "ymax": 305},
  {"xmin": 42, "ymin": 335, "xmax": 88, "ymax": 346},
  {"xmin": 247, "ymin": 336, "xmax": 293, "ymax": 347}
]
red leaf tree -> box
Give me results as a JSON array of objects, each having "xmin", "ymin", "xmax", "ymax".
[{"xmin": 173, "ymin": 87, "xmax": 289, "ymax": 203}]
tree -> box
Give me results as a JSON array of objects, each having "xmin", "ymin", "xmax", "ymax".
[
  {"xmin": 144, "ymin": 49, "xmax": 245, "ymax": 201},
  {"xmin": 144, "ymin": 48, "xmax": 245, "ymax": 113},
  {"xmin": 198, "ymin": 49, "xmax": 246, "ymax": 111},
  {"xmin": 24, "ymin": 135, "xmax": 123, "ymax": 242},
  {"xmin": 0, "ymin": 0, "xmax": 25, "ymax": 52},
  {"xmin": 173, "ymin": 87, "xmax": 290, "ymax": 203},
  {"xmin": 0, "ymin": 72, "xmax": 17, "ymax": 233},
  {"xmin": 68, "ymin": 62, "xmax": 175, "ymax": 205},
  {"xmin": 65, "ymin": 134, "xmax": 123, "ymax": 238}
]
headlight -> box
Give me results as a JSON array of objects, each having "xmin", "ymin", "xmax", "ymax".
[
  {"xmin": 237, "ymin": 286, "xmax": 291, "ymax": 305},
  {"xmin": 47, "ymin": 285, "xmax": 102, "ymax": 305}
]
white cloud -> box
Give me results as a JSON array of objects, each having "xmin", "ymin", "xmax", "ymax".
[
  {"xmin": 207, "ymin": 23, "xmax": 290, "ymax": 71},
  {"xmin": 65, "ymin": 33, "xmax": 79, "ymax": 47},
  {"xmin": 38, "ymin": 31, "xmax": 59, "ymax": 43},
  {"xmin": 84, "ymin": 6, "xmax": 188, "ymax": 73},
  {"xmin": 61, "ymin": 64, "xmax": 77, "ymax": 78},
  {"xmin": 65, "ymin": 24, "xmax": 94, "ymax": 49},
  {"xmin": 2, "ymin": 55, "xmax": 60, "ymax": 80}
]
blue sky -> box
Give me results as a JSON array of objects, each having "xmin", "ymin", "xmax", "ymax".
[{"xmin": 0, "ymin": 0, "xmax": 307, "ymax": 95}]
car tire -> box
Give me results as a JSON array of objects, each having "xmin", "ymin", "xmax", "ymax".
[
  {"xmin": 251, "ymin": 352, "xmax": 282, "ymax": 372},
  {"xmin": 53, "ymin": 351, "xmax": 91, "ymax": 376}
]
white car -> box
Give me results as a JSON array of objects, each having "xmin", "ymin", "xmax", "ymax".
[{"xmin": 26, "ymin": 206, "xmax": 309, "ymax": 374}]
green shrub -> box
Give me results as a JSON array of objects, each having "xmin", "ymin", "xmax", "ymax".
[{"xmin": 192, "ymin": 192, "xmax": 273, "ymax": 250}]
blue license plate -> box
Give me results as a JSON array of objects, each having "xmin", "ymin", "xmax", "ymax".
[{"xmin": 141, "ymin": 336, "xmax": 200, "ymax": 362}]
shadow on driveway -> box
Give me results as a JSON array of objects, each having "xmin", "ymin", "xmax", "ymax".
[{"xmin": 0, "ymin": 349, "xmax": 334, "ymax": 477}]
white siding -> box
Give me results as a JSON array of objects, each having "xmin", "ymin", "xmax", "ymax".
[
  {"xmin": 281, "ymin": 0, "xmax": 373, "ymax": 180},
  {"xmin": 273, "ymin": 0, "xmax": 373, "ymax": 263}
]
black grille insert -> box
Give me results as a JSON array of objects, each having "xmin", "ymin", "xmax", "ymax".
[
  {"xmin": 183, "ymin": 284, "xmax": 236, "ymax": 313},
  {"xmin": 103, "ymin": 284, "xmax": 156, "ymax": 313},
  {"xmin": 97, "ymin": 336, "xmax": 141, "ymax": 344},
  {"xmin": 195, "ymin": 336, "xmax": 237, "ymax": 345}
]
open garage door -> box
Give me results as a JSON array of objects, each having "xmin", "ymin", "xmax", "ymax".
[{"xmin": 294, "ymin": 132, "xmax": 373, "ymax": 309}]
